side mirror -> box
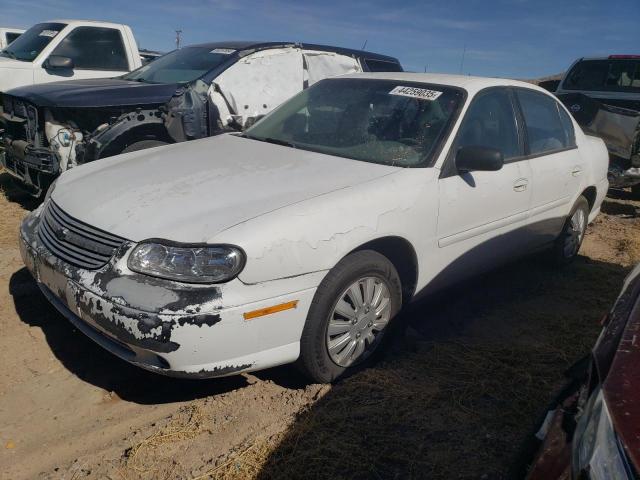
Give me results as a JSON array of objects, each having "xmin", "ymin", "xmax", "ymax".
[
  {"xmin": 44, "ymin": 55, "xmax": 74, "ymax": 69},
  {"xmin": 455, "ymin": 145, "xmax": 504, "ymax": 173}
]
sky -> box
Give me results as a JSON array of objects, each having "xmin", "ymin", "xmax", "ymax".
[{"xmin": 2, "ymin": 0, "xmax": 639, "ymax": 79}]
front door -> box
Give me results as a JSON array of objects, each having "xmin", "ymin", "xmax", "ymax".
[
  {"xmin": 432, "ymin": 87, "xmax": 532, "ymax": 289},
  {"xmin": 35, "ymin": 26, "xmax": 131, "ymax": 84}
]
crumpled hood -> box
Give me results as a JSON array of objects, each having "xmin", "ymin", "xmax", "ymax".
[
  {"xmin": 52, "ymin": 134, "xmax": 399, "ymax": 242},
  {"xmin": 6, "ymin": 77, "xmax": 180, "ymax": 108}
]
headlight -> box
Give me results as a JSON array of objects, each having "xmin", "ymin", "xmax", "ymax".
[
  {"xmin": 128, "ymin": 241, "xmax": 245, "ymax": 284},
  {"xmin": 572, "ymin": 389, "xmax": 632, "ymax": 479}
]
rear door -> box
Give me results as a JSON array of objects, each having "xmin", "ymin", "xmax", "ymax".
[
  {"xmin": 435, "ymin": 87, "xmax": 532, "ymax": 286},
  {"xmin": 515, "ymin": 88, "xmax": 584, "ymax": 244},
  {"xmin": 35, "ymin": 26, "xmax": 131, "ymax": 83}
]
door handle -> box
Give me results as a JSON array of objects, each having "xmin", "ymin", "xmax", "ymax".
[
  {"xmin": 571, "ymin": 166, "xmax": 583, "ymax": 177},
  {"xmin": 513, "ymin": 178, "xmax": 528, "ymax": 192}
]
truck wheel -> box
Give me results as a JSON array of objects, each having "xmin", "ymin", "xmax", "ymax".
[
  {"xmin": 121, "ymin": 140, "xmax": 169, "ymax": 153},
  {"xmin": 631, "ymin": 184, "xmax": 640, "ymax": 200},
  {"xmin": 297, "ymin": 250, "xmax": 402, "ymax": 383},
  {"xmin": 552, "ymin": 196, "xmax": 589, "ymax": 266}
]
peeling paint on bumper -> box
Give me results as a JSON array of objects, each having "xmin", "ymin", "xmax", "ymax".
[{"xmin": 20, "ymin": 207, "xmax": 317, "ymax": 378}]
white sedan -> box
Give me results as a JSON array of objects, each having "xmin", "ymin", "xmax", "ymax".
[{"xmin": 19, "ymin": 73, "xmax": 609, "ymax": 383}]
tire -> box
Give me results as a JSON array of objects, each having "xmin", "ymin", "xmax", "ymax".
[
  {"xmin": 552, "ymin": 196, "xmax": 589, "ymax": 266},
  {"xmin": 297, "ymin": 250, "xmax": 402, "ymax": 383},
  {"xmin": 121, "ymin": 139, "xmax": 169, "ymax": 154},
  {"xmin": 631, "ymin": 184, "xmax": 640, "ymax": 200}
]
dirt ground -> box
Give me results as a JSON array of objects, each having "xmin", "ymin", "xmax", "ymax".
[{"xmin": 1, "ymin": 170, "xmax": 638, "ymax": 480}]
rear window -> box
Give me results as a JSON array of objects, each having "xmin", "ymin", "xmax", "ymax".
[
  {"xmin": 563, "ymin": 59, "xmax": 640, "ymax": 93},
  {"xmin": 364, "ymin": 58, "xmax": 403, "ymax": 72}
]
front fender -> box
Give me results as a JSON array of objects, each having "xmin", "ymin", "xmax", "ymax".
[{"xmin": 213, "ymin": 168, "xmax": 438, "ymax": 284}]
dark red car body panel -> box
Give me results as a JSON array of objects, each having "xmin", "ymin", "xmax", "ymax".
[{"xmin": 528, "ymin": 265, "xmax": 640, "ymax": 479}]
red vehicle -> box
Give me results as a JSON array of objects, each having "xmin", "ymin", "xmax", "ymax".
[{"xmin": 527, "ymin": 263, "xmax": 640, "ymax": 480}]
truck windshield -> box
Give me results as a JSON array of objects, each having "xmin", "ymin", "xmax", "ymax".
[
  {"xmin": 244, "ymin": 78, "xmax": 464, "ymax": 168},
  {"xmin": 564, "ymin": 59, "xmax": 640, "ymax": 93},
  {"xmin": 0, "ymin": 22, "xmax": 66, "ymax": 62},
  {"xmin": 122, "ymin": 46, "xmax": 233, "ymax": 84}
]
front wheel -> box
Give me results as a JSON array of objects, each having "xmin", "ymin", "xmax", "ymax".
[
  {"xmin": 298, "ymin": 250, "xmax": 402, "ymax": 383},
  {"xmin": 552, "ymin": 196, "xmax": 589, "ymax": 265}
]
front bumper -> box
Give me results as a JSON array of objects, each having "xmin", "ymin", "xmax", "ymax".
[
  {"xmin": 1, "ymin": 139, "xmax": 58, "ymax": 195},
  {"xmin": 20, "ymin": 207, "xmax": 319, "ymax": 378}
]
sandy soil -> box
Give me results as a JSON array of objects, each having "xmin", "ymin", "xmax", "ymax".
[{"xmin": 0, "ymin": 170, "xmax": 638, "ymax": 480}]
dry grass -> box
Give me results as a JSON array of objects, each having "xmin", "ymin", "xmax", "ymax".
[{"xmin": 121, "ymin": 404, "xmax": 208, "ymax": 479}]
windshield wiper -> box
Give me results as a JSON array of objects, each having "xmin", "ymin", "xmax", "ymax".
[{"xmin": 1, "ymin": 50, "xmax": 17, "ymax": 60}]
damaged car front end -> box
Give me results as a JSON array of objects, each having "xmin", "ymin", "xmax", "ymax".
[
  {"xmin": 527, "ymin": 263, "xmax": 640, "ymax": 479},
  {"xmin": 20, "ymin": 190, "xmax": 319, "ymax": 378}
]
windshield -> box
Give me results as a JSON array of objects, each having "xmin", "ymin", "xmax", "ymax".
[
  {"xmin": 0, "ymin": 22, "xmax": 66, "ymax": 62},
  {"xmin": 122, "ymin": 46, "xmax": 234, "ymax": 84},
  {"xmin": 244, "ymin": 78, "xmax": 464, "ymax": 167},
  {"xmin": 564, "ymin": 59, "xmax": 640, "ymax": 93}
]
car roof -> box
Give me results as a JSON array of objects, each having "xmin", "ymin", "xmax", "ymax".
[
  {"xmin": 337, "ymin": 72, "xmax": 549, "ymax": 96},
  {"xmin": 186, "ymin": 41, "xmax": 400, "ymax": 63},
  {"xmin": 46, "ymin": 19, "xmax": 130, "ymax": 28}
]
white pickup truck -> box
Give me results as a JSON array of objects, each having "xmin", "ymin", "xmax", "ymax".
[
  {"xmin": 0, "ymin": 20, "xmax": 142, "ymax": 92},
  {"xmin": 0, "ymin": 28, "xmax": 24, "ymax": 49}
]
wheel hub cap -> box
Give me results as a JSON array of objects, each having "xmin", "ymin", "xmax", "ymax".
[{"xmin": 326, "ymin": 276, "xmax": 392, "ymax": 367}]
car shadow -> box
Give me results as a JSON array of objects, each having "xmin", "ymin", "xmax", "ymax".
[
  {"xmin": 9, "ymin": 267, "xmax": 250, "ymax": 404},
  {"xmin": 252, "ymin": 254, "xmax": 631, "ymax": 480},
  {"xmin": 601, "ymin": 198, "xmax": 639, "ymax": 218},
  {"xmin": 0, "ymin": 172, "xmax": 42, "ymax": 211}
]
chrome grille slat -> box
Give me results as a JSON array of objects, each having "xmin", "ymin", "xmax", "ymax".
[
  {"xmin": 38, "ymin": 223, "xmax": 104, "ymax": 269},
  {"xmin": 40, "ymin": 218, "xmax": 108, "ymax": 262},
  {"xmin": 43, "ymin": 209, "xmax": 117, "ymax": 255},
  {"xmin": 48, "ymin": 201, "xmax": 122, "ymax": 247},
  {"xmin": 37, "ymin": 201, "xmax": 126, "ymax": 269}
]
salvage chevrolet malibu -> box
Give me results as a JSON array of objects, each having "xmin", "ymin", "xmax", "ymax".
[{"xmin": 20, "ymin": 73, "xmax": 610, "ymax": 382}]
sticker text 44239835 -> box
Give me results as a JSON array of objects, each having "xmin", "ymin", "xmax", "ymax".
[{"xmin": 389, "ymin": 86, "xmax": 443, "ymax": 101}]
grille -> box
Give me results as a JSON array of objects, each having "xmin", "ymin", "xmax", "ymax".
[
  {"xmin": 2, "ymin": 95, "xmax": 40, "ymax": 144},
  {"xmin": 38, "ymin": 201, "xmax": 126, "ymax": 269}
]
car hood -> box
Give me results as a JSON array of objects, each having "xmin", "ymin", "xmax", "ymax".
[
  {"xmin": 52, "ymin": 134, "xmax": 400, "ymax": 242},
  {"xmin": 5, "ymin": 77, "xmax": 180, "ymax": 108}
]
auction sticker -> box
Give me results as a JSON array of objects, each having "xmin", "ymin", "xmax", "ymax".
[
  {"xmin": 39, "ymin": 30, "xmax": 59, "ymax": 38},
  {"xmin": 389, "ymin": 86, "xmax": 443, "ymax": 101},
  {"xmin": 211, "ymin": 48, "xmax": 235, "ymax": 54}
]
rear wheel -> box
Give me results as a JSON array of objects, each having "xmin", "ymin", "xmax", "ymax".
[
  {"xmin": 552, "ymin": 196, "xmax": 589, "ymax": 265},
  {"xmin": 121, "ymin": 139, "xmax": 169, "ymax": 154},
  {"xmin": 298, "ymin": 250, "xmax": 402, "ymax": 383}
]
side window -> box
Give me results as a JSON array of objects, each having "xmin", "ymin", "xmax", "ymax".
[
  {"xmin": 557, "ymin": 104, "xmax": 577, "ymax": 148},
  {"xmin": 6, "ymin": 32, "xmax": 21, "ymax": 44},
  {"xmin": 364, "ymin": 59, "xmax": 403, "ymax": 72},
  {"xmin": 302, "ymin": 51, "xmax": 362, "ymax": 86},
  {"xmin": 215, "ymin": 48, "xmax": 304, "ymax": 128},
  {"xmin": 455, "ymin": 88, "xmax": 521, "ymax": 160},
  {"xmin": 51, "ymin": 27, "xmax": 128, "ymax": 71},
  {"xmin": 517, "ymin": 89, "xmax": 570, "ymax": 155}
]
